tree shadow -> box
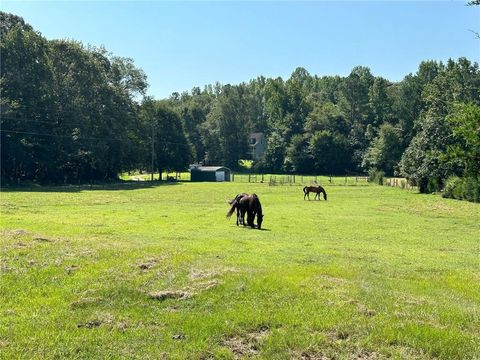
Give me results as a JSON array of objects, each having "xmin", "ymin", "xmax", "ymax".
[{"xmin": 0, "ymin": 180, "xmax": 184, "ymax": 193}]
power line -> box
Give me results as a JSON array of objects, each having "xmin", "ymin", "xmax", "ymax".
[
  {"xmin": 1, "ymin": 103, "xmax": 139, "ymax": 116},
  {"xmin": 0, "ymin": 128, "xmax": 193, "ymax": 148},
  {"xmin": 1, "ymin": 115, "xmax": 145, "ymax": 134},
  {"xmin": 0, "ymin": 129, "xmax": 124, "ymax": 142}
]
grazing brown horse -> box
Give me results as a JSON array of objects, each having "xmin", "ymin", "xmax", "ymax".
[
  {"xmin": 226, "ymin": 193, "xmax": 264, "ymax": 229},
  {"xmin": 303, "ymin": 185, "xmax": 327, "ymax": 200}
]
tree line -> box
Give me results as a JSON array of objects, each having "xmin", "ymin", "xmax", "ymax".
[{"xmin": 1, "ymin": 12, "xmax": 479, "ymax": 201}]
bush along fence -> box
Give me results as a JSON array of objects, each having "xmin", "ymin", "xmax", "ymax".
[{"xmin": 384, "ymin": 177, "xmax": 417, "ymax": 191}]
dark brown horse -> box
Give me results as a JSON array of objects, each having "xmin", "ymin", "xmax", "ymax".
[
  {"xmin": 303, "ymin": 185, "xmax": 327, "ymax": 200},
  {"xmin": 226, "ymin": 193, "xmax": 264, "ymax": 229}
]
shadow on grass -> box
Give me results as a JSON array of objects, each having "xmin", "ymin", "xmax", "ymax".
[
  {"xmin": 1, "ymin": 180, "xmax": 185, "ymax": 193},
  {"xmin": 234, "ymin": 226, "xmax": 271, "ymax": 231}
]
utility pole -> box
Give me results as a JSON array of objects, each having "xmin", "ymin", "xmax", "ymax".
[{"xmin": 151, "ymin": 123, "xmax": 155, "ymax": 181}]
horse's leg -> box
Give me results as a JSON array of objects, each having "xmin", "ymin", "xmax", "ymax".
[
  {"xmin": 241, "ymin": 209, "xmax": 247, "ymax": 226},
  {"xmin": 236, "ymin": 207, "xmax": 240, "ymax": 226},
  {"xmin": 247, "ymin": 211, "xmax": 255, "ymax": 228}
]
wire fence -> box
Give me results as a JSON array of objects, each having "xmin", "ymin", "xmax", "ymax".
[
  {"xmin": 122, "ymin": 172, "xmax": 418, "ymax": 191},
  {"xmin": 384, "ymin": 177, "xmax": 417, "ymax": 190},
  {"xmin": 231, "ymin": 174, "xmax": 370, "ymax": 186},
  {"xmin": 123, "ymin": 172, "xmax": 372, "ymax": 186}
]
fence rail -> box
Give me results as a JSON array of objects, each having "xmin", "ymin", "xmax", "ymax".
[
  {"xmin": 384, "ymin": 177, "xmax": 417, "ymax": 190},
  {"xmin": 231, "ymin": 174, "xmax": 369, "ymax": 186},
  {"xmin": 123, "ymin": 172, "xmax": 372, "ymax": 186}
]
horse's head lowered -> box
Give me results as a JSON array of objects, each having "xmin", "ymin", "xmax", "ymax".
[{"xmin": 257, "ymin": 213, "xmax": 264, "ymax": 229}]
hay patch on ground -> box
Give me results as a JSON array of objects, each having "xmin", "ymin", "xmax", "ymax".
[
  {"xmin": 137, "ymin": 257, "xmax": 163, "ymax": 270},
  {"xmin": 149, "ymin": 290, "xmax": 191, "ymax": 301},
  {"xmin": 222, "ymin": 326, "xmax": 270, "ymax": 358}
]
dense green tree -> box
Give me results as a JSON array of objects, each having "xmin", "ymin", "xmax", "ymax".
[
  {"xmin": 339, "ymin": 66, "xmax": 375, "ymax": 166},
  {"xmin": 308, "ymin": 130, "xmax": 351, "ymax": 174},
  {"xmin": 284, "ymin": 134, "xmax": 311, "ymax": 173},
  {"xmin": 200, "ymin": 84, "xmax": 252, "ymax": 168},
  {"xmin": 447, "ymin": 102, "xmax": 480, "ymax": 178},
  {"xmin": 369, "ymin": 77, "xmax": 393, "ymax": 127},
  {"xmin": 1, "ymin": 12, "xmax": 54, "ymax": 182},
  {"xmin": 261, "ymin": 131, "xmax": 286, "ymax": 173},
  {"xmin": 362, "ymin": 123, "xmax": 404, "ymax": 175},
  {"xmin": 399, "ymin": 58, "xmax": 480, "ymax": 191},
  {"xmin": 171, "ymin": 88, "xmax": 213, "ymax": 162},
  {"xmin": 1, "ymin": 12, "xmax": 147, "ymax": 183},
  {"xmin": 304, "ymin": 102, "xmax": 349, "ymax": 135},
  {"xmin": 140, "ymin": 99, "xmax": 193, "ymax": 177}
]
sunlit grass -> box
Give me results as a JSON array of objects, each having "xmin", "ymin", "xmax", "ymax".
[{"xmin": 1, "ymin": 183, "xmax": 479, "ymax": 359}]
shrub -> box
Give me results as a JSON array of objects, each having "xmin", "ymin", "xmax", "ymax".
[
  {"xmin": 442, "ymin": 176, "xmax": 480, "ymax": 203},
  {"xmin": 426, "ymin": 177, "xmax": 442, "ymax": 194},
  {"xmin": 368, "ymin": 169, "xmax": 385, "ymax": 185}
]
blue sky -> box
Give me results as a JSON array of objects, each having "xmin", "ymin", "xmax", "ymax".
[{"xmin": 2, "ymin": 1, "xmax": 479, "ymax": 99}]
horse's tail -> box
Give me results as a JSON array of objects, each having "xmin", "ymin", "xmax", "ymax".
[
  {"xmin": 226, "ymin": 200, "xmax": 237, "ymax": 219},
  {"xmin": 303, "ymin": 186, "xmax": 307, "ymax": 194},
  {"xmin": 228, "ymin": 193, "xmax": 245, "ymax": 205}
]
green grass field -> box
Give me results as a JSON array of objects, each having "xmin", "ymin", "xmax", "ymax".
[{"xmin": 1, "ymin": 183, "xmax": 479, "ymax": 359}]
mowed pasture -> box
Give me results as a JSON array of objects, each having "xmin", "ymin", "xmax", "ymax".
[{"xmin": 0, "ymin": 183, "xmax": 479, "ymax": 359}]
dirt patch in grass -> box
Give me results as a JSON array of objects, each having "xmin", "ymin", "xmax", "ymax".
[
  {"xmin": 189, "ymin": 269, "xmax": 220, "ymax": 279},
  {"xmin": 349, "ymin": 301, "xmax": 376, "ymax": 317},
  {"xmin": 13, "ymin": 242, "xmax": 28, "ymax": 248},
  {"xmin": 65, "ymin": 265, "xmax": 79, "ymax": 274},
  {"xmin": 222, "ymin": 326, "xmax": 270, "ymax": 358},
  {"xmin": 172, "ymin": 333, "xmax": 186, "ymax": 340},
  {"xmin": 0, "ymin": 339, "xmax": 11, "ymax": 348},
  {"xmin": 149, "ymin": 290, "xmax": 191, "ymax": 301},
  {"xmin": 352, "ymin": 350, "xmax": 382, "ymax": 359},
  {"xmin": 70, "ymin": 297, "xmax": 103, "ymax": 309},
  {"xmin": 77, "ymin": 313, "xmax": 127, "ymax": 331},
  {"xmin": 137, "ymin": 257, "xmax": 164, "ymax": 271},
  {"xmin": 79, "ymin": 320, "xmax": 101, "ymax": 329},
  {"xmin": 33, "ymin": 237, "xmax": 53, "ymax": 242},
  {"xmin": 1, "ymin": 229, "xmax": 29, "ymax": 237},
  {"xmin": 294, "ymin": 352, "xmax": 330, "ymax": 360},
  {"xmin": 326, "ymin": 330, "xmax": 350, "ymax": 342},
  {"xmin": 316, "ymin": 274, "xmax": 348, "ymax": 284},
  {"xmin": 149, "ymin": 277, "xmax": 221, "ymax": 302},
  {"xmin": 195, "ymin": 279, "xmax": 220, "ymax": 291},
  {"xmin": 189, "ymin": 266, "xmax": 237, "ymax": 280},
  {"xmin": 1, "ymin": 265, "xmax": 13, "ymax": 273}
]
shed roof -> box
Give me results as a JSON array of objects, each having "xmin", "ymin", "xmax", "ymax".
[{"xmin": 191, "ymin": 166, "xmax": 230, "ymax": 172}]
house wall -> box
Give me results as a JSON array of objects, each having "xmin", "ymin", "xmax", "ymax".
[{"xmin": 252, "ymin": 137, "xmax": 266, "ymax": 160}]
